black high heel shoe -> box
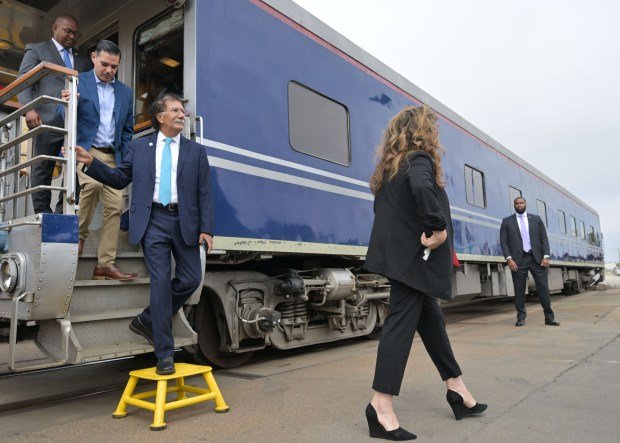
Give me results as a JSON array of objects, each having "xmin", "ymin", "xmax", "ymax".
[
  {"xmin": 365, "ymin": 403, "xmax": 417, "ymax": 441},
  {"xmin": 446, "ymin": 390, "xmax": 487, "ymax": 420}
]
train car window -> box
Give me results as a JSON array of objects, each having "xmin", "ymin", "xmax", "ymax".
[
  {"xmin": 579, "ymin": 220, "xmax": 586, "ymax": 240},
  {"xmin": 288, "ymin": 81, "xmax": 350, "ymax": 166},
  {"xmin": 536, "ymin": 199, "xmax": 548, "ymax": 226},
  {"xmin": 569, "ymin": 216, "xmax": 577, "ymax": 237},
  {"xmin": 464, "ymin": 165, "xmax": 486, "ymax": 207},
  {"xmin": 134, "ymin": 8, "xmax": 184, "ymax": 126},
  {"xmin": 558, "ymin": 210, "xmax": 567, "ymax": 234},
  {"xmin": 589, "ymin": 226, "xmax": 596, "ymax": 244},
  {"xmin": 508, "ymin": 186, "xmax": 522, "ymax": 211}
]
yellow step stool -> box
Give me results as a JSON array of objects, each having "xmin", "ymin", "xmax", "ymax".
[{"xmin": 113, "ymin": 363, "xmax": 229, "ymax": 430}]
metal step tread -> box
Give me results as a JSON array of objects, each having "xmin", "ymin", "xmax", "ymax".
[
  {"xmin": 74, "ymin": 277, "xmax": 150, "ymax": 287},
  {"xmin": 70, "ymin": 308, "xmax": 143, "ymax": 323},
  {"xmin": 78, "ymin": 252, "xmax": 145, "ymax": 259},
  {"xmin": 80, "ymin": 338, "xmax": 196, "ymax": 363}
]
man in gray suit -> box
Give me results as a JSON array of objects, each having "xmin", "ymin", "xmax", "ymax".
[
  {"xmin": 17, "ymin": 13, "xmax": 92, "ymax": 214},
  {"xmin": 500, "ymin": 197, "xmax": 560, "ymax": 327}
]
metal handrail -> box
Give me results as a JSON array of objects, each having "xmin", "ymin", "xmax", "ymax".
[
  {"xmin": 0, "ymin": 155, "xmax": 66, "ymax": 179},
  {"xmin": 0, "ymin": 185, "xmax": 67, "ymax": 204},
  {"xmin": 0, "ymin": 62, "xmax": 77, "ymax": 105},
  {"xmin": 0, "ymin": 61, "xmax": 78, "ymax": 220},
  {"xmin": 0, "ymin": 124, "xmax": 68, "ymax": 154},
  {"xmin": 0, "ymin": 95, "xmax": 66, "ymax": 129}
]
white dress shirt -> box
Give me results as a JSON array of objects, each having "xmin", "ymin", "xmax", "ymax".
[
  {"xmin": 51, "ymin": 38, "xmax": 74, "ymax": 68},
  {"xmin": 153, "ymin": 132, "xmax": 180, "ymax": 204}
]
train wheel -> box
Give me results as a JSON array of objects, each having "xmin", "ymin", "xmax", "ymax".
[
  {"xmin": 363, "ymin": 326, "xmax": 382, "ymax": 340},
  {"xmin": 191, "ymin": 293, "xmax": 254, "ymax": 368}
]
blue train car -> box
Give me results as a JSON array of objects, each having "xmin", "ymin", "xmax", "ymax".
[
  {"xmin": 0, "ymin": 0, "xmax": 603, "ymax": 370},
  {"xmin": 188, "ymin": 0, "xmax": 603, "ymax": 364}
]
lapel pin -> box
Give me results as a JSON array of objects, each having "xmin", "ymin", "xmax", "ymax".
[{"xmin": 149, "ymin": 142, "xmax": 153, "ymax": 146}]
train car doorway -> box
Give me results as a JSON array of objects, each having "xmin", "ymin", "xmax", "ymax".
[{"xmin": 133, "ymin": 8, "xmax": 184, "ymax": 131}]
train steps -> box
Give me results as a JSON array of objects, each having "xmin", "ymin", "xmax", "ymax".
[{"xmin": 34, "ymin": 230, "xmax": 197, "ymax": 365}]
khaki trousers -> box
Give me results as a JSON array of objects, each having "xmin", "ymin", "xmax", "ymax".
[{"xmin": 77, "ymin": 148, "xmax": 123, "ymax": 267}]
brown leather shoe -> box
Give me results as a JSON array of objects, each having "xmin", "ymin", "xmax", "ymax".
[
  {"xmin": 93, "ymin": 264, "xmax": 137, "ymax": 281},
  {"xmin": 78, "ymin": 239, "xmax": 84, "ymax": 256}
]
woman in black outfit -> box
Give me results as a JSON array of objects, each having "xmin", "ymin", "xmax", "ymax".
[{"xmin": 364, "ymin": 105, "xmax": 487, "ymax": 440}]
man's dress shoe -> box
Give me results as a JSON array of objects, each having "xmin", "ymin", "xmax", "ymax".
[
  {"xmin": 515, "ymin": 319, "xmax": 525, "ymax": 327},
  {"xmin": 129, "ymin": 316, "xmax": 154, "ymax": 345},
  {"xmin": 78, "ymin": 239, "xmax": 84, "ymax": 256},
  {"xmin": 545, "ymin": 319, "xmax": 561, "ymax": 326},
  {"xmin": 156, "ymin": 357, "xmax": 175, "ymax": 375},
  {"xmin": 93, "ymin": 264, "xmax": 137, "ymax": 281}
]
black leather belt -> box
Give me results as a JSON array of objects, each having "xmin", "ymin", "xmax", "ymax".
[
  {"xmin": 92, "ymin": 146, "xmax": 115, "ymax": 154},
  {"xmin": 523, "ymin": 250, "xmax": 533, "ymax": 256},
  {"xmin": 153, "ymin": 202, "xmax": 178, "ymax": 213}
]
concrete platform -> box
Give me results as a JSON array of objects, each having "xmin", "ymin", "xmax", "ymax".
[{"xmin": 1, "ymin": 286, "xmax": 619, "ymax": 442}]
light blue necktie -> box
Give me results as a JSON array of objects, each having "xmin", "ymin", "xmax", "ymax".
[
  {"xmin": 159, "ymin": 137, "xmax": 173, "ymax": 205},
  {"xmin": 62, "ymin": 48, "xmax": 73, "ymax": 69}
]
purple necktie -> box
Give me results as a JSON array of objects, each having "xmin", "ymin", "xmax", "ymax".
[{"xmin": 518, "ymin": 215, "xmax": 531, "ymax": 252}]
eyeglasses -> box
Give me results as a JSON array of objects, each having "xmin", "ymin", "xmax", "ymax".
[
  {"xmin": 62, "ymin": 28, "xmax": 82, "ymax": 38},
  {"xmin": 163, "ymin": 107, "xmax": 187, "ymax": 116}
]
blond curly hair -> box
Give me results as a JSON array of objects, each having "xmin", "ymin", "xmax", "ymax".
[{"xmin": 370, "ymin": 105, "xmax": 445, "ymax": 194}]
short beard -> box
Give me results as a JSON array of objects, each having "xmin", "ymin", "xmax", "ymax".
[{"xmin": 514, "ymin": 207, "xmax": 526, "ymax": 214}]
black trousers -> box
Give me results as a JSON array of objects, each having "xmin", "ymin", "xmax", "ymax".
[
  {"xmin": 511, "ymin": 254, "xmax": 554, "ymax": 320},
  {"xmin": 372, "ymin": 279, "xmax": 462, "ymax": 396},
  {"xmin": 30, "ymin": 133, "xmax": 64, "ymax": 214}
]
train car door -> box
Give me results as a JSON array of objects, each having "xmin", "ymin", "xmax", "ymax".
[{"xmin": 132, "ymin": 7, "xmax": 186, "ymax": 136}]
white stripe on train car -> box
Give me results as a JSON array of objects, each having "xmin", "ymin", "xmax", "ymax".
[
  {"xmin": 209, "ymin": 156, "xmax": 374, "ymax": 201},
  {"xmin": 449, "ymin": 206, "xmax": 502, "ymax": 223},
  {"xmin": 206, "ymin": 145, "xmax": 602, "ymax": 252},
  {"xmin": 204, "ymin": 138, "xmax": 370, "ymax": 187}
]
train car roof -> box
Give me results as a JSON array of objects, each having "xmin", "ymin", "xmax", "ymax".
[{"xmin": 264, "ymin": 0, "xmax": 598, "ymax": 216}]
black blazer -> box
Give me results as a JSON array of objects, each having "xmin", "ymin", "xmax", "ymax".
[
  {"xmin": 364, "ymin": 151, "xmax": 454, "ymax": 301},
  {"xmin": 500, "ymin": 213, "xmax": 550, "ymax": 266},
  {"xmin": 17, "ymin": 40, "xmax": 92, "ymax": 126}
]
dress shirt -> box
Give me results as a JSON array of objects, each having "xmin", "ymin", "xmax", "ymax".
[
  {"xmin": 153, "ymin": 132, "xmax": 180, "ymax": 204},
  {"xmin": 51, "ymin": 38, "xmax": 74, "ymax": 68},
  {"xmin": 92, "ymin": 71, "xmax": 116, "ymax": 148}
]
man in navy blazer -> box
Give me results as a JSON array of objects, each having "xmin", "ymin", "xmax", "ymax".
[
  {"xmin": 60, "ymin": 40, "xmax": 135, "ymax": 281},
  {"xmin": 500, "ymin": 197, "xmax": 559, "ymax": 327},
  {"xmin": 73, "ymin": 92, "xmax": 213, "ymax": 375}
]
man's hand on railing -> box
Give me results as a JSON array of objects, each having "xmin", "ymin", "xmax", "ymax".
[
  {"xmin": 62, "ymin": 145, "xmax": 94, "ymax": 166},
  {"xmin": 60, "ymin": 89, "xmax": 80, "ymax": 101},
  {"xmin": 25, "ymin": 109, "xmax": 42, "ymax": 129}
]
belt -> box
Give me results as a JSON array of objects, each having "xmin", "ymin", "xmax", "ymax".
[
  {"xmin": 92, "ymin": 146, "xmax": 115, "ymax": 154},
  {"xmin": 153, "ymin": 202, "xmax": 178, "ymax": 213},
  {"xmin": 523, "ymin": 250, "xmax": 533, "ymax": 255}
]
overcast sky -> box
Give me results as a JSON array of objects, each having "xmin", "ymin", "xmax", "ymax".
[{"xmin": 292, "ymin": 0, "xmax": 620, "ymax": 263}]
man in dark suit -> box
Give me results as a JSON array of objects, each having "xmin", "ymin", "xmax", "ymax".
[
  {"xmin": 60, "ymin": 40, "xmax": 136, "ymax": 280},
  {"xmin": 500, "ymin": 197, "xmax": 560, "ymax": 326},
  {"xmin": 71, "ymin": 93, "xmax": 213, "ymax": 375},
  {"xmin": 18, "ymin": 13, "xmax": 92, "ymax": 214}
]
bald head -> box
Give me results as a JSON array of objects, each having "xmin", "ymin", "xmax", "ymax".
[{"xmin": 52, "ymin": 14, "xmax": 80, "ymax": 49}]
